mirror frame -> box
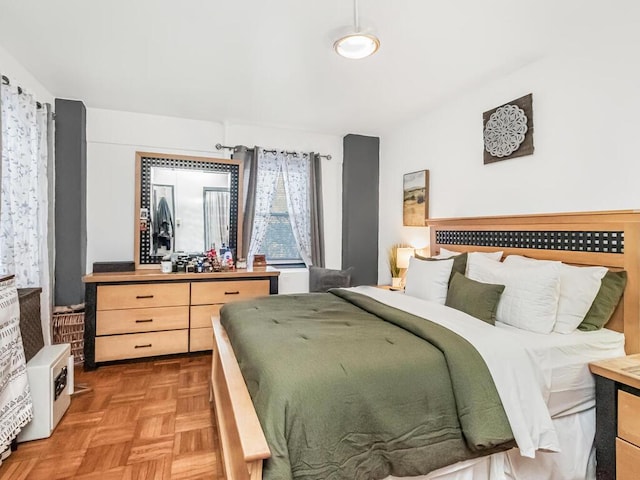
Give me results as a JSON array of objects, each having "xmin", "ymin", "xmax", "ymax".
[{"xmin": 134, "ymin": 152, "xmax": 243, "ymax": 269}]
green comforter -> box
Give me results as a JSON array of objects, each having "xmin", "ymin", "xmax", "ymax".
[{"xmin": 221, "ymin": 289, "xmax": 514, "ymax": 480}]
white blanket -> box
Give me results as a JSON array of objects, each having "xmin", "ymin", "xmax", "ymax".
[
  {"xmin": 349, "ymin": 286, "xmax": 560, "ymax": 458},
  {"xmin": 0, "ymin": 279, "xmax": 33, "ymax": 451}
]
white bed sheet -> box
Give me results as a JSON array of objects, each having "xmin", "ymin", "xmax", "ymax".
[{"xmin": 494, "ymin": 322, "xmax": 624, "ymax": 418}]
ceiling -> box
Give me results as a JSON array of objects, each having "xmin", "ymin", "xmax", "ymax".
[{"xmin": 0, "ymin": 0, "xmax": 601, "ymax": 135}]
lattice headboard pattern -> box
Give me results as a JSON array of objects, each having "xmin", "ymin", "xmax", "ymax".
[
  {"xmin": 435, "ymin": 230, "xmax": 624, "ymax": 254},
  {"xmin": 428, "ymin": 210, "xmax": 640, "ymax": 354}
]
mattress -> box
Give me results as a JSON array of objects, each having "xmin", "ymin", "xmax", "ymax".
[{"xmin": 495, "ymin": 322, "xmax": 625, "ymax": 417}]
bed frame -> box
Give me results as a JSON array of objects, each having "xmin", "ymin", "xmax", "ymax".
[{"xmin": 210, "ymin": 210, "xmax": 640, "ymax": 480}]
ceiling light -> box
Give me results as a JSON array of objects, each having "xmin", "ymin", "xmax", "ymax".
[{"xmin": 334, "ymin": 0, "xmax": 380, "ymax": 59}]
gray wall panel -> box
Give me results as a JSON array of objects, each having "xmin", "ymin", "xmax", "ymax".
[
  {"xmin": 342, "ymin": 134, "xmax": 379, "ymax": 286},
  {"xmin": 54, "ymin": 99, "xmax": 87, "ymax": 305}
]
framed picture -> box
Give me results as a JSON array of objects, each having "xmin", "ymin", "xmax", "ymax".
[
  {"xmin": 483, "ymin": 93, "xmax": 534, "ymax": 164},
  {"xmin": 403, "ymin": 170, "xmax": 429, "ymax": 226}
]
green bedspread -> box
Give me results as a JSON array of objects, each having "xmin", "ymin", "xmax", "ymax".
[{"xmin": 220, "ymin": 289, "xmax": 514, "ymax": 480}]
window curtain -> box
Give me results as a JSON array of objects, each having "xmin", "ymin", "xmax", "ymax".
[
  {"xmin": 234, "ymin": 145, "xmax": 260, "ymax": 259},
  {"xmin": 284, "ymin": 151, "xmax": 324, "ymax": 267},
  {"xmin": 241, "ymin": 147, "xmax": 325, "ymax": 267},
  {"xmin": 247, "ymin": 149, "xmax": 280, "ymax": 262},
  {"xmin": 309, "ymin": 153, "xmax": 325, "ymax": 267},
  {"xmin": 0, "ymin": 80, "xmax": 53, "ymax": 343}
]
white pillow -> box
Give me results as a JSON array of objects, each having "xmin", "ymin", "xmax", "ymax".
[
  {"xmin": 467, "ymin": 255, "xmax": 561, "ymax": 334},
  {"xmin": 404, "ymin": 256, "xmax": 454, "ymax": 305},
  {"xmin": 503, "ymin": 255, "xmax": 608, "ymax": 334},
  {"xmin": 460, "ymin": 250, "xmax": 502, "ymax": 277},
  {"xmin": 437, "ymin": 247, "xmax": 503, "ymax": 265}
]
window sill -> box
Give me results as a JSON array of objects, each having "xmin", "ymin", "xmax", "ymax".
[{"xmin": 268, "ymin": 262, "xmax": 306, "ymax": 269}]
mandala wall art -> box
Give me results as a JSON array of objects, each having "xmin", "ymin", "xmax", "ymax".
[{"xmin": 483, "ymin": 93, "xmax": 534, "ymax": 164}]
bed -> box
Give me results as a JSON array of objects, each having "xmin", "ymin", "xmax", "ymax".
[{"xmin": 210, "ymin": 210, "xmax": 640, "ymax": 480}]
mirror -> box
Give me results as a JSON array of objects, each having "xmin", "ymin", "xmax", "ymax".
[{"xmin": 134, "ymin": 152, "xmax": 243, "ymax": 268}]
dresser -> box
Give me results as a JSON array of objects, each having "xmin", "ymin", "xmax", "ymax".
[
  {"xmin": 82, "ymin": 269, "xmax": 279, "ymax": 369},
  {"xmin": 590, "ymin": 355, "xmax": 640, "ymax": 479}
]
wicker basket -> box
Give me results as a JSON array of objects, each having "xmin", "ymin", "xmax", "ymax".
[{"xmin": 52, "ymin": 309, "xmax": 85, "ymax": 364}]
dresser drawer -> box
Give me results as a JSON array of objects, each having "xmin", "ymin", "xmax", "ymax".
[
  {"xmin": 618, "ymin": 390, "xmax": 640, "ymax": 447},
  {"xmin": 617, "ymin": 437, "xmax": 640, "ymax": 480},
  {"xmin": 97, "ymin": 283, "xmax": 190, "ymax": 310},
  {"xmin": 96, "ymin": 306, "xmax": 189, "ymax": 335},
  {"xmin": 191, "ymin": 280, "xmax": 269, "ymax": 305},
  {"xmin": 95, "ymin": 330, "xmax": 188, "ymax": 362},
  {"xmin": 190, "ymin": 327, "xmax": 213, "ymax": 352},
  {"xmin": 190, "ymin": 305, "xmax": 222, "ymax": 329}
]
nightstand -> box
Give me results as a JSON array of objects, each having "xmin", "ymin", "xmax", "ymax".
[{"xmin": 590, "ymin": 354, "xmax": 640, "ymax": 479}]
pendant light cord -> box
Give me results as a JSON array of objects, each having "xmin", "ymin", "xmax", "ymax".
[{"xmin": 354, "ymin": 0, "xmax": 360, "ymax": 32}]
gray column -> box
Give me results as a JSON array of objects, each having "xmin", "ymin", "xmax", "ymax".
[
  {"xmin": 54, "ymin": 99, "xmax": 87, "ymax": 305},
  {"xmin": 342, "ymin": 134, "xmax": 380, "ymax": 286}
]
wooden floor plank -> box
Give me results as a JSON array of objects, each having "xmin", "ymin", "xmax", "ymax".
[{"xmin": 0, "ymin": 354, "xmax": 224, "ymax": 480}]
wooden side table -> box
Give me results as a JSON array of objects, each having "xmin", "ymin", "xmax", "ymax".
[{"xmin": 590, "ymin": 354, "xmax": 640, "ymax": 479}]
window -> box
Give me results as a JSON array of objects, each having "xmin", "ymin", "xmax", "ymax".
[{"xmin": 263, "ymin": 174, "xmax": 303, "ymax": 264}]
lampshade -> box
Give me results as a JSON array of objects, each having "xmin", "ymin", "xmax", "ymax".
[
  {"xmin": 334, "ymin": 33, "xmax": 380, "ymax": 59},
  {"xmin": 334, "ymin": 0, "xmax": 380, "ymax": 60},
  {"xmin": 396, "ymin": 247, "xmax": 415, "ymax": 269}
]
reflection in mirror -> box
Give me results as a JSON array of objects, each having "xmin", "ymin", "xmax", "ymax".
[
  {"xmin": 151, "ymin": 167, "xmax": 230, "ymax": 254},
  {"xmin": 204, "ymin": 187, "xmax": 230, "ymax": 251},
  {"xmin": 135, "ymin": 153, "xmax": 242, "ymax": 268},
  {"xmin": 151, "ymin": 183, "xmax": 175, "ymax": 256}
]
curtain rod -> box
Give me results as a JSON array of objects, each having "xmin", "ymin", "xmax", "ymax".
[
  {"xmin": 216, "ymin": 143, "xmax": 332, "ymax": 161},
  {"xmin": 1, "ymin": 74, "xmax": 44, "ymax": 110}
]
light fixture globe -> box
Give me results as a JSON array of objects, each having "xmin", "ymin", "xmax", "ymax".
[
  {"xmin": 334, "ymin": 33, "xmax": 380, "ymax": 59},
  {"xmin": 334, "ymin": 0, "xmax": 379, "ymax": 60}
]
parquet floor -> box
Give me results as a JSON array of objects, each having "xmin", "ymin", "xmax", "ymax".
[{"xmin": 0, "ymin": 354, "xmax": 224, "ymax": 480}]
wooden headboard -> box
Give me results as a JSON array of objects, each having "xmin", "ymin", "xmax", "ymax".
[{"xmin": 428, "ymin": 210, "xmax": 640, "ymax": 354}]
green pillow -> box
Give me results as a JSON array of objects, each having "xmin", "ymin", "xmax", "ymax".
[
  {"xmin": 416, "ymin": 252, "xmax": 467, "ymax": 284},
  {"xmin": 578, "ymin": 270, "xmax": 627, "ymax": 331},
  {"xmin": 445, "ymin": 272, "xmax": 505, "ymax": 325}
]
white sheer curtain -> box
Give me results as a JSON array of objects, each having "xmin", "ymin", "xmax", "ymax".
[
  {"xmin": 0, "ymin": 81, "xmax": 51, "ymax": 342},
  {"xmin": 247, "ymin": 150, "xmax": 281, "ymax": 261},
  {"xmin": 204, "ymin": 189, "xmax": 230, "ymax": 250},
  {"xmin": 247, "ymin": 149, "xmax": 318, "ymax": 266},
  {"xmin": 281, "ymin": 153, "xmax": 312, "ymax": 265}
]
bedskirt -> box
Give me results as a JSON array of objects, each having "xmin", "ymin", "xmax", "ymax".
[{"xmin": 388, "ymin": 407, "xmax": 596, "ymax": 480}]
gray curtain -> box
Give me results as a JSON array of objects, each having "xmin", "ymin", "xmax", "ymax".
[
  {"xmin": 233, "ymin": 145, "xmax": 260, "ymax": 259},
  {"xmin": 309, "ymin": 152, "xmax": 325, "ymax": 267},
  {"xmin": 45, "ymin": 104, "xmax": 55, "ymax": 343}
]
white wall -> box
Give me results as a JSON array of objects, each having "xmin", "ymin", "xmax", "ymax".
[
  {"xmin": 0, "ymin": 45, "xmax": 54, "ymax": 104},
  {"xmin": 86, "ymin": 110, "xmax": 343, "ymax": 292},
  {"xmin": 378, "ymin": 13, "xmax": 640, "ymax": 283}
]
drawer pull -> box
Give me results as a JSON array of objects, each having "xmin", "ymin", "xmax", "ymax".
[
  {"xmin": 134, "ymin": 344, "xmax": 152, "ymax": 349},
  {"xmin": 225, "ymin": 291, "xmax": 240, "ymax": 295},
  {"xmin": 135, "ymin": 318, "xmax": 153, "ymax": 323},
  {"xmin": 136, "ymin": 295, "xmax": 154, "ymax": 299}
]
